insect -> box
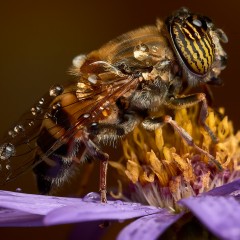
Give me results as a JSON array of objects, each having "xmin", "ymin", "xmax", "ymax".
[{"xmin": 0, "ymin": 7, "xmax": 228, "ymax": 202}]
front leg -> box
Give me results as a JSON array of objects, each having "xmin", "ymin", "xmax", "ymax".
[
  {"xmin": 166, "ymin": 93, "xmax": 218, "ymax": 143},
  {"xmin": 142, "ymin": 115, "xmax": 222, "ymax": 169}
]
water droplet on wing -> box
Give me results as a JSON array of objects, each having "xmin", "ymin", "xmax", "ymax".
[
  {"xmin": 31, "ymin": 105, "xmax": 42, "ymax": 116},
  {"xmin": 14, "ymin": 125, "xmax": 24, "ymax": 133},
  {"xmin": 0, "ymin": 143, "xmax": 15, "ymax": 160},
  {"xmin": 49, "ymin": 84, "xmax": 64, "ymax": 97}
]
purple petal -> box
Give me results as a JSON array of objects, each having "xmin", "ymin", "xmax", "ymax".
[
  {"xmin": 0, "ymin": 191, "xmax": 161, "ymax": 227},
  {"xmin": 180, "ymin": 195, "xmax": 240, "ymax": 240},
  {"xmin": 117, "ymin": 209, "xmax": 184, "ymax": 240},
  {"xmin": 44, "ymin": 200, "xmax": 161, "ymax": 225},
  {"xmin": 204, "ymin": 179, "xmax": 240, "ymax": 197},
  {"xmin": 0, "ymin": 208, "xmax": 43, "ymax": 226},
  {"xmin": 0, "ymin": 190, "xmax": 82, "ymax": 215}
]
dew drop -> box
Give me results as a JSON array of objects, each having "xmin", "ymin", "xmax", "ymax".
[
  {"xmin": 8, "ymin": 130, "xmax": 17, "ymax": 138},
  {"xmin": 15, "ymin": 188, "xmax": 22, "ymax": 192},
  {"xmin": 88, "ymin": 74, "xmax": 98, "ymax": 84},
  {"xmin": 151, "ymin": 45, "xmax": 158, "ymax": 53},
  {"xmin": 83, "ymin": 113, "xmax": 90, "ymax": 118},
  {"xmin": 14, "ymin": 124, "xmax": 25, "ymax": 133},
  {"xmin": 192, "ymin": 19, "xmax": 202, "ymax": 27},
  {"xmin": 6, "ymin": 164, "xmax": 11, "ymax": 170},
  {"xmin": 28, "ymin": 121, "xmax": 35, "ymax": 127},
  {"xmin": 38, "ymin": 98, "xmax": 45, "ymax": 105},
  {"xmin": 113, "ymin": 200, "xmax": 123, "ymax": 205},
  {"xmin": 83, "ymin": 192, "xmax": 101, "ymax": 202},
  {"xmin": 133, "ymin": 43, "xmax": 149, "ymax": 61},
  {"xmin": 44, "ymin": 112, "xmax": 52, "ymax": 119},
  {"xmin": 72, "ymin": 54, "xmax": 86, "ymax": 68},
  {"xmin": 52, "ymin": 102, "xmax": 62, "ymax": 110},
  {"xmin": 31, "ymin": 105, "xmax": 42, "ymax": 116},
  {"xmin": 0, "ymin": 143, "xmax": 16, "ymax": 160},
  {"xmin": 49, "ymin": 84, "xmax": 64, "ymax": 97}
]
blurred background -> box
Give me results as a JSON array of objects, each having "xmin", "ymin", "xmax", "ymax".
[{"xmin": 0, "ymin": 0, "xmax": 239, "ymax": 239}]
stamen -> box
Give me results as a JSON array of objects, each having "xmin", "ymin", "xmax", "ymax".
[{"xmin": 109, "ymin": 106, "xmax": 240, "ymax": 209}]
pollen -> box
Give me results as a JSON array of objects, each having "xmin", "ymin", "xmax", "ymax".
[{"xmin": 109, "ymin": 106, "xmax": 240, "ymax": 209}]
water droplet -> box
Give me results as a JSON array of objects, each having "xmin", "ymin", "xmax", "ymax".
[
  {"xmin": 15, "ymin": 188, "xmax": 22, "ymax": 192},
  {"xmin": 6, "ymin": 164, "xmax": 11, "ymax": 170},
  {"xmin": 113, "ymin": 200, "xmax": 123, "ymax": 205},
  {"xmin": 28, "ymin": 121, "xmax": 35, "ymax": 127},
  {"xmin": 192, "ymin": 19, "xmax": 202, "ymax": 27},
  {"xmin": 133, "ymin": 44, "xmax": 149, "ymax": 61},
  {"xmin": 83, "ymin": 192, "xmax": 101, "ymax": 202},
  {"xmin": 0, "ymin": 143, "xmax": 15, "ymax": 160},
  {"xmin": 152, "ymin": 46, "xmax": 158, "ymax": 53},
  {"xmin": 8, "ymin": 130, "xmax": 17, "ymax": 138},
  {"xmin": 31, "ymin": 105, "xmax": 42, "ymax": 116},
  {"xmin": 83, "ymin": 113, "xmax": 90, "ymax": 118},
  {"xmin": 49, "ymin": 84, "xmax": 64, "ymax": 97},
  {"xmin": 14, "ymin": 125, "xmax": 24, "ymax": 133},
  {"xmin": 72, "ymin": 54, "xmax": 86, "ymax": 68},
  {"xmin": 38, "ymin": 98, "xmax": 45, "ymax": 105},
  {"xmin": 88, "ymin": 74, "xmax": 98, "ymax": 84},
  {"xmin": 44, "ymin": 112, "xmax": 52, "ymax": 119},
  {"xmin": 52, "ymin": 102, "xmax": 62, "ymax": 110}
]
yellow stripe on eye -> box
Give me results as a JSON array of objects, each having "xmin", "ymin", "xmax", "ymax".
[
  {"xmin": 185, "ymin": 21, "xmax": 212, "ymax": 73},
  {"xmin": 176, "ymin": 23, "xmax": 202, "ymax": 74},
  {"xmin": 172, "ymin": 21, "xmax": 214, "ymax": 75}
]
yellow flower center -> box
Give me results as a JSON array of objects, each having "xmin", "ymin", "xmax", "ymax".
[{"xmin": 109, "ymin": 107, "xmax": 240, "ymax": 209}]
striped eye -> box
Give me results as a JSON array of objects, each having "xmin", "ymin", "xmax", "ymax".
[{"xmin": 169, "ymin": 15, "xmax": 214, "ymax": 76}]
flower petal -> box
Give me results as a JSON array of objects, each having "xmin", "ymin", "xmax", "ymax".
[
  {"xmin": 0, "ymin": 191, "xmax": 161, "ymax": 227},
  {"xmin": 205, "ymin": 179, "xmax": 240, "ymax": 197},
  {"xmin": 44, "ymin": 200, "xmax": 161, "ymax": 225},
  {"xmin": 117, "ymin": 209, "xmax": 184, "ymax": 240},
  {"xmin": 0, "ymin": 208, "xmax": 43, "ymax": 226},
  {"xmin": 0, "ymin": 190, "xmax": 81, "ymax": 215},
  {"xmin": 180, "ymin": 195, "xmax": 240, "ymax": 240}
]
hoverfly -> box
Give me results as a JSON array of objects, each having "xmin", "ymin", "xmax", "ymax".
[{"xmin": 0, "ymin": 8, "xmax": 228, "ymax": 202}]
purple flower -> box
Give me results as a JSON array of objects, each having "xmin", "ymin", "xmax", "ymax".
[
  {"xmin": 1, "ymin": 104, "xmax": 240, "ymax": 239},
  {"xmin": 0, "ymin": 180, "xmax": 240, "ymax": 239}
]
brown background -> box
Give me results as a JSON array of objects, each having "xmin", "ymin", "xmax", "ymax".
[{"xmin": 0, "ymin": 0, "xmax": 239, "ymax": 239}]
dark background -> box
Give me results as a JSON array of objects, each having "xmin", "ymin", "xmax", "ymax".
[{"xmin": 0, "ymin": 0, "xmax": 239, "ymax": 239}]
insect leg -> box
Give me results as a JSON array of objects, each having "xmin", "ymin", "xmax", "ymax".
[
  {"xmin": 142, "ymin": 115, "xmax": 222, "ymax": 169},
  {"xmin": 85, "ymin": 114, "xmax": 140, "ymax": 202},
  {"xmin": 89, "ymin": 113, "xmax": 140, "ymax": 142},
  {"xmin": 166, "ymin": 93, "xmax": 218, "ymax": 143},
  {"xmin": 83, "ymin": 138, "xmax": 109, "ymax": 203}
]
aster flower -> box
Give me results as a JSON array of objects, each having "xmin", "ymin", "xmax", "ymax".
[{"xmin": 0, "ymin": 107, "xmax": 240, "ymax": 240}]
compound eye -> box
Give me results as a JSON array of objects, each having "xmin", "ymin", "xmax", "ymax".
[{"xmin": 170, "ymin": 14, "xmax": 215, "ymax": 76}]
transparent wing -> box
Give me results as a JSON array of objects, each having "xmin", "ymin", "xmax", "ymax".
[{"xmin": 0, "ymin": 62, "xmax": 139, "ymax": 186}]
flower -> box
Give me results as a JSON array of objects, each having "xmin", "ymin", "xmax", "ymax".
[
  {"xmin": 0, "ymin": 181, "xmax": 240, "ymax": 239},
  {"xmin": 110, "ymin": 106, "xmax": 240, "ymax": 210},
  {"xmin": 0, "ymin": 107, "xmax": 240, "ymax": 240}
]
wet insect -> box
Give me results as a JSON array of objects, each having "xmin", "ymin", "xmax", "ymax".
[{"xmin": 0, "ymin": 8, "xmax": 228, "ymax": 202}]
